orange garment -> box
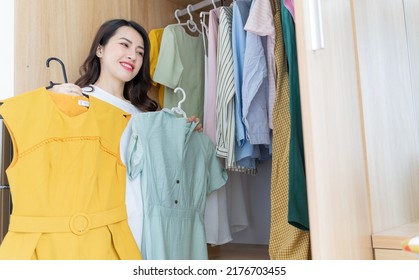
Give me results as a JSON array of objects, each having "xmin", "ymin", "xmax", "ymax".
[{"xmin": 0, "ymin": 88, "xmax": 141, "ymax": 260}]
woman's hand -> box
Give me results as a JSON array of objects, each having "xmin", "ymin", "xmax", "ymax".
[
  {"xmin": 187, "ymin": 116, "xmax": 203, "ymax": 132},
  {"xmin": 48, "ymin": 83, "xmax": 83, "ymax": 96}
]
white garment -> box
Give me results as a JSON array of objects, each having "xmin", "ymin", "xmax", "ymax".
[
  {"xmin": 201, "ymin": 13, "xmax": 233, "ymax": 246},
  {"xmin": 83, "ymin": 85, "xmax": 143, "ymax": 250}
]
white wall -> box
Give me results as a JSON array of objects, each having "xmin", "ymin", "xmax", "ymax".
[{"xmin": 0, "ymin": 0, "xmax": 14, "ymax": 99}]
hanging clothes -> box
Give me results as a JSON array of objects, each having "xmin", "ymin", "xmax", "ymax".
[
  {"xmin": 232, "ymin": 0, "xmax": 251, "ymax": 150},
  {"xmin": 268, "ymin": 0, "xmax": 310, "ymax": 260},
  {"xmin": 203, "ymin": 6, "xmax": 234, "ymax": 247},
  {"xmin": 203, "ymin": 7, "xmax": 223, "ymax": 144},
  {"xmin": 282, "ymin": 0, "xmax": 309, "ymax": 231},
  {"xmin": 149, "ymin": 28, "xmax": 165, "ymax": 108},
  {"xmin": 0, "ymin": 88, "xmax": 141, "ymax": 260},
  {"xmin": 284, "ymin": 0, "xmax": 295, "ymax": 22},
  {"xmin": 204, "ymin": 4, "xmax": 249, "ymax": 245},
  {"xmin": 242, "ymin": 0, "xmax": 270, "ymax": 146},
  {"xmin": 126, "ymin": 109, "xmax": 228, "ymax": 260},
  {"xmin": 232, "ymin": 0, "xmax": 259, "ymax": 171},
  {"xmin": 216, "ymin": 6, "xmax": 237, "ymax": 171},
  {"xmin": 153, "ymin": 24, "xmax": 205, "ymax": 122},
  {"xmin": 244, "ymin": 0, "xmax": 277, "ymax": 130}
]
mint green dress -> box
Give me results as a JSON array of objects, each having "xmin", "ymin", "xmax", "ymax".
[{"xmin": 126, "ymin": 109, "xmax": 228, "ymax": 259}]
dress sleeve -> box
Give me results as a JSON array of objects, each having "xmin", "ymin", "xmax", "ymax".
[
  {"xmin": 206, "ymin": 139, "xmax": 228, "ymax": 194},
  {"xmin": 152, "ymin": 26, "xmax": 184, "ymax": 89}
]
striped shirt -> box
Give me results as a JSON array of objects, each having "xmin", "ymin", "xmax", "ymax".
[
  {"xmin": 217, "ymin": 5, "xmax": 257, "ymax": 175},
  {"xmin": 216, "ymin": 6, "xmax": 236, "ymax": 169}
]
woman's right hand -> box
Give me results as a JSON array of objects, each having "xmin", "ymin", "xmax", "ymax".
[{"xmin": 48, "ymin": 83, "xmax": 83, "ymax": 96}]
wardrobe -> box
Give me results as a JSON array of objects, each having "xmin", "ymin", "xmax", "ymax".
[
  {"xmin": 296, "ymin": 0, "xmax": 419, "ymax": 259},
  {"xmin": 7, "ymin": 0, "xmax": 419, "ymax": 259}
]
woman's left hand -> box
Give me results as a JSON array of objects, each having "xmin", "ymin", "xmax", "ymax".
[{"xmin": 187, "ymin": 116, "xmax": 203, "ymax": 132}]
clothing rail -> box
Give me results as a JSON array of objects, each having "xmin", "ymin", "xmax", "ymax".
[{"xmin": 177, "ymin": 0, "xmax": 221, "ymax": 17}]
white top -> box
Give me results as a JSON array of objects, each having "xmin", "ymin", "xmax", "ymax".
[{"xmin": 83, "ymin": 85, "xmax": 143, "ymax": 250}]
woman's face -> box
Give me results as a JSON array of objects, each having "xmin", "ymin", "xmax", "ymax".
[{"xmin": 96, "ymin": 26, "xmax": 145, "ymax": 84}]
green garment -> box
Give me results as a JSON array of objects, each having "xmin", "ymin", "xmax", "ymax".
[
  {"xmin": 282, "ymin": 0, "xmax": 309, "ymax": 231},
  {"xmin": 152, "ymin": 25, "xmax": 205, "ymax": 122},
  {"xmin": 127, "ymin": 109, "xmax": 228, "ymax": 259}
]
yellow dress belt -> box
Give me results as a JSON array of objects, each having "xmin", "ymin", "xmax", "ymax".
[{"xmin": 8, "ymin": 206, "xmax": 127, "ymax": 236}]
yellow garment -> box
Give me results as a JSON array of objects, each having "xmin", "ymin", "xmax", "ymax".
[
  {"xmin": 269, "ymin": 0, "xmax": 310, "ymax": 260},
  {"xmin": 149, "ymin": 28, "xmax": 165, "ymax": 108},
  {"xmin": 0, "ymin": 88, "xmax": 142, "ymax": 260}
]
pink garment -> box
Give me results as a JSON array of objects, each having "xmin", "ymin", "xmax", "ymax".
[
  {"xmin": 203, "ymin": 7, "xmax": 235, "ymax": 247},
  {"xmin": 203, "ymin": 7, "xmax": 222, "ymax": 144},
  {"xmin": 284, "ymin": 0, "xmax": 295, "ymax": 22}
]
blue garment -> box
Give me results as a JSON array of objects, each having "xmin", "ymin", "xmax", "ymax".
[
  {"xmin": 232, "ymin": 0, "xmax": 251, "ymax": 149},
  {"xmin": 232, "ymin": 0, "xmax": 260, "ymax": 169},
  {"xmin": 126, "ymin": 109, "xmax": 228, "ymax": 259},
  {"xmin": 242, "ymin": 25, "xmax": 270, "ymax": 145}
]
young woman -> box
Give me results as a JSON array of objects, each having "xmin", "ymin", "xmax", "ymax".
[{"xmin": 51, "ymin": 19, "xmax": 201, "ymax": 252}]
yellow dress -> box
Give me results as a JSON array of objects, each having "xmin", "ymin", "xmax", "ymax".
[{"xmin": 0, "ymin": 87, "xmax": 142, "ymax": 260}]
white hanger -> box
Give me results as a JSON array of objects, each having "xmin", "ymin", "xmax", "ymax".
[
  {"xmin": 199, "ymin": 12, "xmax": 209, "ymax": 53},
  {"xmin": 200, "ymin": 11, "xmax": 209, "ymax": 32},
  {"xmin": 171, "ymin": 87, "xmax": 187, "ymax": 118},
  {"xmin": 174, "ymin": 9, "xmax": 181, "ymax": 24},
  {"xmin": 175, "ymin": 8, "xmax": 196, "ymax": 32},
  {"xmin": 200, "ymin": 0, "xmax": 217, "ymax": 33},
  {"xmin": 186, "ymin": 4, "xmax": 202, "ymax": 34}
]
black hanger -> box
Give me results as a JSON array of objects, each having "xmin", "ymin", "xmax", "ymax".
[{"xmin": 45, "ymin": 57, "xmax": 68, "ymax": 89}]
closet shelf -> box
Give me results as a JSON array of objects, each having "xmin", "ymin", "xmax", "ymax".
[{"xmin": 372, "ymin": 220, "xmax": 419, "ymax": 260}]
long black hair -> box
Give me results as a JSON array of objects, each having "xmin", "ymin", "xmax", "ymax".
[{"xmin": 75, "ymin": 19, "xmax": 158, "ymax": 112}]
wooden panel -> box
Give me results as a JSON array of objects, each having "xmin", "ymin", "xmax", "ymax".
[
  {"xmin": 404, "ymin": 0, "xmax": 419, "ymax": 144},
  {"xmin": 353, "ymin": 0, "xmax": 419, "ymax": 233},
  {"xmin": 0, "ymin": 1, "xmax": 14, "ymax": 99},
  {"xmin": 131, "ymin": 0, "xmax": 181, "ymax": 31},
  {"xmin": 208, "ymin": 244, "xmax": 269, "ymax": 260},
  {"xmin": 167, "ymin": 0, "xmax": 197, "ymax": 6},
  {"xmin": 295, "ymin": 0, "xmax": 372, "ymax": 259},
  {"xmin": 14, "ymin": 0, "xmax": 131, "ymax": 95},
  {"xmin": 374, "ymin": 249, "xmax": 418, "ymax": 260}
]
